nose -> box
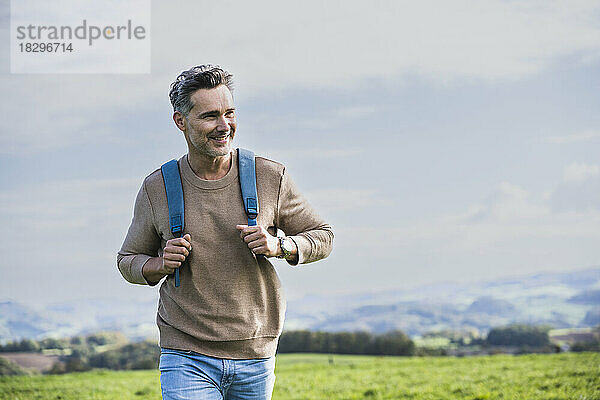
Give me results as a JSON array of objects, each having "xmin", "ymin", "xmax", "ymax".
[{"xmin": 216, "ymin": 115, "xmax": 229, "ymax": 132}]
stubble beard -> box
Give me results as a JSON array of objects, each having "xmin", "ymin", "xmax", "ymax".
[{"xmin": 199, "ymin": 132, "xmax": 233, "ymax": 158}]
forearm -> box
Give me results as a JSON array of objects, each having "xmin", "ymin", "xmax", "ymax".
[
  {"xmin": 288, "ymin": 226, "xmax": 334, "ymax": 265},
  {"xmin": 117, "ymin": 180, "xmax": 163, "ymax": 286},
  {"xmin": 117, "ymin": 253, "xmax": 156, "ymax": 285},
  {"xmin": 142, "ymin": 257, "xmax": 168, "ymax": 285},
  {"xmin": 276, "ymin": 168, "xmax": 334, "ymax": 265}
]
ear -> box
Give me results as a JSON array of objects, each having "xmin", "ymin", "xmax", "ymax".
[{"xmin": 173, "ymin": 111, "xmax": 186, "ymax": 132}]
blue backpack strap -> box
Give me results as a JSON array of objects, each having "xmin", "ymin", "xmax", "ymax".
[
  {"xmin": 237, "ymin": 148, "xmax": 259, "ymax": 226},
  {"xmin": 161, "ymin": 159, "xmax": 184, "ymax": 287}
]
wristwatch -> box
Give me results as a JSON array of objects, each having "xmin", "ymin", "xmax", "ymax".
[{"xmin": 278, "ymin": 237, "xmax": 294, "ymax": 259}]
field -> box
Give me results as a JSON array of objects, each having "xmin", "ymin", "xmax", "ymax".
[{"xmin": 0, "ymin": 352, "xmax": 598, "ymax": 399}]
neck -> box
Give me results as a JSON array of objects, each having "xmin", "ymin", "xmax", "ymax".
[{"xmin": 187, "ymin": 151, "xmax": 233, "ymax": 180}]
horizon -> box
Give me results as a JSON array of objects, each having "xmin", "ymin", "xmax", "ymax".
[
  {"xmin": 2, "ymin": 264, "xmax": 598, "ymax": 310},
  {"xmin": 0, "ymin": 264, "xmax": 597, "ymax": 345}
]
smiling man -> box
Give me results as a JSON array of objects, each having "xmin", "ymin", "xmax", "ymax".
[{"xmin": 117, "ymin": 65, "xmax": 334, "ymax": 400}]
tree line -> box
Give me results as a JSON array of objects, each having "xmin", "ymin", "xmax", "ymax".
[
  {"xmin": 1, "ymin": 324, "xmax": 597, "ymax": 375},
  {"xmin": 277, "ymin": 330, "xmax": 415, "ymax": 355},
  {"xmin": 0, "ymin": 325, "xmax": 558, "ymax": 356},
  {"xmin": 0, "ymin": 332, "xmax": 123, "ymax": 353},
  {"xmin": 486, "ymin": 324, "xmax": 551, "ymax": 347}
]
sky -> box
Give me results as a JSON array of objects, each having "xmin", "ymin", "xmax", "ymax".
[{"xmin": 0, "ymin": 0, "xmax": 599, "ymax": 308}]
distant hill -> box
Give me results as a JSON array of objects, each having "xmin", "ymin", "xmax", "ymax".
[
  {"xmin": 0, "ymin": 267, "xmax": 598, "ymax": 343},
  {"xmin": 284, "ymin": 267, "xmax": 600, "ymax": 336},
  {"xmin": 0, "ymin": 298, "xmax": 158, "ymax": 344},
  {"xmin": 466, "ymin": 296, "xmax": 516, "ymax": 316}
]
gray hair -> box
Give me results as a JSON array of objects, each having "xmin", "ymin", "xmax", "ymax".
[{"xmin": 168, "ymin": 65, "xmax": 234, "ymax": 116}]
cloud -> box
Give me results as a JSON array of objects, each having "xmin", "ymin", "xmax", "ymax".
[
  {"xmin": 549, "ymin": 163, "xmax": 600, "ymax": 212},
  {"xmin": 153, "ymin": 0, "xmax": 600, "ymax": 91},
  {"xmin": 292, "ymin": 170, "xmax": 600, "ymax": 263},
  {"xmin": 0, "ymin": 73, "xmax": 169, "ymax": 154},
  {"xmin": 335, "ymin": 179, "xmax": 593, "ymax": 248},
  {"xmin": 325, "ymin": 177, "xmax": 600, "ymax": 293},
  {"xmin": 3, "ymin": 1, "xmax": 600, "ymax": 154},
  {"xmin": 457, "ymin": 182, "xmax": 548, "ymax": 223},
  {"xmin": 562, "ymin": 163, "xmax": 600, "ymax": 184}
]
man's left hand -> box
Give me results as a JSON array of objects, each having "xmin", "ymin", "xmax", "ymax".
[{"xmin": 236, "ymin": 224, "xmax": 280, "ymax": 257}]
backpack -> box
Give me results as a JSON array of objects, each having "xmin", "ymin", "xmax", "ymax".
[{"xmin": 160, "ymin": 148, "xmax": 258, "ymax": 287}]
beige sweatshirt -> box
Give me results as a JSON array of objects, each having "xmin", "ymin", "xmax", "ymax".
[{"xmin": 117, "ymin": 151, "xmax": 333, "ymax": 359}]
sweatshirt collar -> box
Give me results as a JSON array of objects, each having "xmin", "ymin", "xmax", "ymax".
[{"xmin": 179, "ymin": 151, "xmax": 238, "ymax": 190}]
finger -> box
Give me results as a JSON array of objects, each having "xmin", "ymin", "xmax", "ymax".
[
  {"xmin": 172, "ymin": 236, "xmax": 192, "ymax": 250},
  {"xmin": 236, "ymin": 224, "xmax": 248, "ymax": 231},
  {"xmin": 163, "ymin": 247, "xmax": 189, "ymax": 259},
  {"xmin": 164, "ymin": 252, "xmax": 186, "ymax": 262},
  {"xmin": 240, "ymin": 230, "xmax": 256, "ymax": 240},
  {"xmin": 247, "ymin": 238, "xmax": 267, "ymax": 249},
  {"xmin": 182, "ymin": 234, "xmax": 192, "ymax": 250},
  {"xmin": 164, "ymin": 246, "xmax": 189, "ymax": 256},
  {"xmin": 238, "ymin": 225, "xmax": 260, "ymax": 235},
  {"xmin": 243, "ymin": 225, "xmax": 266, "ymax": 237},
  {"xmin": 167, "ymin": 237, "xmax": 192, "ymax": 250},
  {"xmin": 243, "ymin": 231, "xmax": 266, "ymax": 243}
]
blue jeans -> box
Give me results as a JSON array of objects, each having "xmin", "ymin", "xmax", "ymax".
[{"xmin": 159, "ymin": 348, "xmax": 276, "ymax": 400}]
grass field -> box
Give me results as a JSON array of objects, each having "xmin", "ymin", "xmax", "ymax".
[{"xmin": 0, "ymin": 352, "xmax": 598, "ymax": 399}]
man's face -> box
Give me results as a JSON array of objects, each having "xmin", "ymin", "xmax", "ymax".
[{"xmin": 179, "ymin": 85, "xmax": 237, "ymax": 158}]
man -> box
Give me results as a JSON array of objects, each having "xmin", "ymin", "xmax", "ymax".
[{"xmin": 117, "ymin": 65, "xmax": 334, "ymax": 400}]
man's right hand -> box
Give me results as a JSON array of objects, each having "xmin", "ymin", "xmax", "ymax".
[
  {"xmin": 162, "ymin": 234, "xmax": 192, "ymax": 274},
  {"xmin": 142, "ymin": 234, "xmax": 192, "ymax": 284}
]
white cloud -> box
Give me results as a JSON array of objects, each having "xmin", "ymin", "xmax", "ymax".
[
  {"xmin": 563, "ymin": 163, "xmax": 600, "ymax": 183},
  {"xmin": 457, "ymin": 182, "xmax": 548, "ymax": 223},
  {"xmin": 327, "ymin": 178, "xmax": 600, "ymax": 291},
  {"xmin": 0, "ymin": 72, "xmax": 171, "ymax": 154},
  {"xmin": 3, "ymin": 1, "xmax": 600, "ymax": 154},
  {"xmin": 551, "ymin": 164, "xmax": 600, "ymax": 211},
  {"xmin": 336, "ymin": 178, "xmax": 598, "ymax": 251},
  {"xmin": 153, "ymin": 0, "xmax": 600, "ymax": 91}
]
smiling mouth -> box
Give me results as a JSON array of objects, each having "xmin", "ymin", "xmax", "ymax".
[{"xmin": 210, "ymin": 133, "xmax": 230, "ymax": 141}]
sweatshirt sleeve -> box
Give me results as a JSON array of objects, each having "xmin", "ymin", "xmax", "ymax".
[
  {"xmin": 117, "ymin": 179, "xmax": 162, "ymax": 286},
  {"xmin": 276, "ymin": 168, "xmax": 334, "ymax": 265}
]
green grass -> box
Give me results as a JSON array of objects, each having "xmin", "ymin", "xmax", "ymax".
[{"xmin": 1, "ymin": 353, "xmax": 598, "ymax": 399}]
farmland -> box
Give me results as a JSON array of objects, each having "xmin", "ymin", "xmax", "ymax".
[{"xmin": 0, "ymin": 352, "xmax": 598, "ymax": 399}]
